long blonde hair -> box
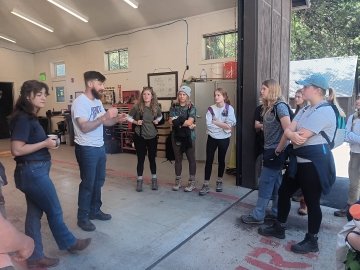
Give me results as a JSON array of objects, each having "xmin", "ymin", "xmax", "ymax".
[
  {"xmin": 328, "ymin": 88, "xmax": 346, "ymax": 117},
  {"xmin": 261, "ymin": 79, "xmax": 283, "ymax": 117},
  {"xmin": 138, "ymin": 87, "xmax": 160, "ymax": 116}
]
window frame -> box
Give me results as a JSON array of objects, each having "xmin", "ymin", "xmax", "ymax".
[
  {"xmin": 203, "ymin": 30, "xmax": 237, "ymax": 61},
  {"xmin": 104, "ymin": 48, "xmax": 129, "ymax": 72}
]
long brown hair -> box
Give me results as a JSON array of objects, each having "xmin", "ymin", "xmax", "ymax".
[
  {"xmin": 137, "ymin": 87, "xmax": 160, "ymax": 116},
  {"xmin": 261, "ymin": 79, "xmax": 283, "ymax": 117},
  {"xmin": 11, "ymin": 80, "xmax": 49, "ymax": 119},
  {"xmin": 215, "ymin": 88, "xmax": 231, "ymax": 105}
]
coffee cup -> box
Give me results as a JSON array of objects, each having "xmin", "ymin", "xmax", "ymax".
[{"xmin": 48, "ymin": 134, "xmax": 60, "ymax": 148}]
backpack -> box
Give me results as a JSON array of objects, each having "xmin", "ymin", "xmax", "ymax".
[
  {"xmin": 273, "ymin": 102, "xmax": 295, "ymax": 122},
  {"xmin": 165, "ymin": 132, "xmax": 175, "ymax": 162},
  {"xmin": 301, "ymin": 102, "xmax": 339, "ymax": 150},
  {"xmin": 207, "ymin": 103, "xmax": 230, "ymax": 118}
]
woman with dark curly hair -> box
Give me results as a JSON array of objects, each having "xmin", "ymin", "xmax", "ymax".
[{"xmin": 10, "ymin": 80, "xmax": 91, "ymax": 268}]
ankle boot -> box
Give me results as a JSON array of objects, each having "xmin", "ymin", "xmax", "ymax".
[
  {"xmin": 136, "ymin": 180, "xmax": 143, "ymax": 192},
  {"xmin": 258, "ymin": 221, "xmax": 285, "ymax": 239},
  {"xmin": 291, "ymin": 233, "xmax": 319, "ymax": 254},
  {"xmin": 151, "ymin": 178, "xmax": 158, "ymax": 190}
]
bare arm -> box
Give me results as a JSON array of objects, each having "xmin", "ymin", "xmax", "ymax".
[
  {"xmin": 183, "ymin": 117, "xmax": 194, "ymax": 127},
  {"xmin": 275, "ymin": 116, "xmax": 291, "ymax": 153},
  {"xmin": 76, "ymin": 108, "xmax": 121, "ymax": 133},
  {"xmin": 284, "ymin": 120, "xmax": 313, "ymax": 146},
  {"xmin": 0, "ymin": 214, "xmax": 34, "ymax": 261},
  {"xmin": 11, "ymin": 139, "xmax": 56, "ymax": 157}
]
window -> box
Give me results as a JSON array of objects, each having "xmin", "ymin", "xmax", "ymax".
[
  {"xmin": 204, "ymin": 31, "xmax": 237, "ymax": 60},
  {"xmin": 54, "ymin": 62, "xmax": 66, "ymax": 77},
  {"xmin": 105, "ymin": 49, "xmax": 128, "ymax": 71}
]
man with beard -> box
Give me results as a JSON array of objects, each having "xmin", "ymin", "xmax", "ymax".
[{"xmin": 71, "ymin": 71, "xmax": 126, "ymax": 231}]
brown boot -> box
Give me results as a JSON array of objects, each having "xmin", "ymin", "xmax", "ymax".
[
  {"xmin": 67, "ymin": 238, "xmax": 92, "ymax": 253},
  {"xmin": 27, "ymin": 256, "xmax": 60, "ymax": 268}
]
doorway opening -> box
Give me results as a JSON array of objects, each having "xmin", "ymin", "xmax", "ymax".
[{"xmin": 0, "ymin": 82, "xmax": 14, "ymax": 139}]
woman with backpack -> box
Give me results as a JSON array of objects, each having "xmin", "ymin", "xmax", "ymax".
[
  {"xmin": 241, "ymin": 79, "xmax": 291, "ymax": 225},
  {"xmin": 169, "ymin": 85, "xmax": 197, "ymax": 192},
  {"xmin": 127, "ymin": 87, "xmax": 162, "ymax": 192},
  {"xmin": 198, "ymin": 88, "xmax": 236, "ymax": 196},
  {"xmin": 258, "ymin": 73, "xmax": 337, "ymax": 254}
]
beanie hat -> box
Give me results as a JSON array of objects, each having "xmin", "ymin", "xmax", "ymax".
[{"xmin": 179, "ymin": 85, "xmax": 191, "ymax": 97}]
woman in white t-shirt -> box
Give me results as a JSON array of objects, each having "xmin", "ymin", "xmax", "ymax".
[{"xmin": 199, "ymin": 88, "xmax": 236, "ymax": 196}]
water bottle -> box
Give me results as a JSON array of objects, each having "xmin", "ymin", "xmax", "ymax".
[{"xmin": 200, "ymin": 68, "xmax": 207, "ymax": 81}]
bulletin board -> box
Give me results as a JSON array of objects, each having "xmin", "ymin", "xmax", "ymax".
[{"xmin": 147, "ymin": 71, "xmax": 178, "ymax": 100}]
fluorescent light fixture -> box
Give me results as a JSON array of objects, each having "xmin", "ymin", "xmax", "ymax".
[
  {"xmin": 123, "ymin": 0, "xmax": 139, "ymax": 9},
  {"xmin": 11, "ymin": 8, "xmax": 54, "ymax": 32},
  {"xmin": 0, "ymin": 34, "xmax": 16, "ymax": 43},
  {"xmin": 47, "ymin": 0, "xmax": 89, "ymax": 23}
]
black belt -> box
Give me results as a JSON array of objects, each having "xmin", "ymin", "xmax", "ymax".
[{"xmin": 17, "ymin": 160, "xmax": 48, "ymax": 166}]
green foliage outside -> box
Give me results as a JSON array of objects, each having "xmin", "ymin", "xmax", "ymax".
[{"xmin": 291, "ymin": 0, "xmax": 360, "ymax": 81}]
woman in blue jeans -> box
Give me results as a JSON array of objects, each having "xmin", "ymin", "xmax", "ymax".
[
  {"xmin": 241, "ymin": 79, "xmax": 291, "ymax": 225},
  {"xmin": 10, "ymin": 80, "xmax": 91, "ymax": 269}
]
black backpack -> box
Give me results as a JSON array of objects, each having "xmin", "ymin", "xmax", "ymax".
[{"xmin": 165, "ymin": 133, "xmax": 175, "ymax": 162}]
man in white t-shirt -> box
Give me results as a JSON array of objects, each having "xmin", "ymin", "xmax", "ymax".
[{"xmin": 71, "ymin": 71, "xmax": 126, "ymax": 231}]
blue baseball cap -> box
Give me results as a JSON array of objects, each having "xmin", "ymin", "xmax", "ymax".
[{"xmin": 295, "ymin": 73, "xmax": 329, "ymax": 91}]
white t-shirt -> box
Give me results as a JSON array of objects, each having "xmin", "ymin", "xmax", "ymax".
[
  {"xmin": 71, "ymin": 94, "xmax": 105, "ymax": 147},
  {"xmin": 206, "ymin": 104, "xmax": 236, "ymax": 139}
]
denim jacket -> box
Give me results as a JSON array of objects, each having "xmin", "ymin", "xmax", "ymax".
[{"xmin": 286, "ymin": 144, "xmax": 336, "ymax": 195}]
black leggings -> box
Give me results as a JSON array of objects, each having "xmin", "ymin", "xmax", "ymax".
[
  {"xmin": 133, "ymin": 133, "xmax": 157, "ymax": 176},
  {"xmin": 204, "ymin": 136, "xmax": 230, "ymax": 181},
  {"xmin": 277, "ymin": 162, "xmax": 322, "ymax": 234}
]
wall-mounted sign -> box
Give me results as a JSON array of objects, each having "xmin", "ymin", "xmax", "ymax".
[{"xmin": 39, "ymin": 72, "xmax": 46, "ymax": 81}]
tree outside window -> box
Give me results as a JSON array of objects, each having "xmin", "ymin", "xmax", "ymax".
[
  {"xmin": 105, "ymin": 49, "xmax": 128, "ymax": 71},
  {"xmin": 204, "ymin": 32, "xmax": 237, "ymax": 60}
]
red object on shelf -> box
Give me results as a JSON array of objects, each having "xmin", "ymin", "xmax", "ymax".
[{"xmin": 223, "ymin": 61, "xmax": 237, "ymax": 79}]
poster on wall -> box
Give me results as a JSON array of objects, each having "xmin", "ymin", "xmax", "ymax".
[
  {"xmin": 147, "ymin": 71, "xmax": 178, "ymax": 100},
  {"xmin": 55, "ymin": 86, "xmax": 65, "ymax": 103}
]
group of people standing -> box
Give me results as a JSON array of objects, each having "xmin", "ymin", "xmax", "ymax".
[
  {"xmin": 2, "ymin": 69, "xmax": 354, "ymax": 269},
  {"xmin": 2, "ymin": 70, "xmax": 236, "ymax": 268},
  {"xmin": 242, "ymin": 73, "xmax": 342, "ymax": 255}
]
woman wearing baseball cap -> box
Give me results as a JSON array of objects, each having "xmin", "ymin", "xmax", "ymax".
[{"xmin": 259, "ymin": 73, "xmax": 337, "ymax": 254}]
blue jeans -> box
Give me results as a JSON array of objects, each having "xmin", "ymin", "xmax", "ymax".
[
  {"xmin": 14, "ymin": 161, "xmax": 76, "ymax": 260},
  {"xmin": 75, "ymin": 144, "xmax": 106, "ymax": 221},
  {"xmin": 252, "ymin": 166, "xmax": 282, "ymax": 221}
]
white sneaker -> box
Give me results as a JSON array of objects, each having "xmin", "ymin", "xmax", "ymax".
[
  {"xmin": 172, "ymin": 179, "xmax": 181, "ymax": 191},
  {"xmin": 184, "ymin": 181, "xmax": 196, "ymax": 192}
]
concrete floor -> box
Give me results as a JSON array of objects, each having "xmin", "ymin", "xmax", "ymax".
[{"xmin": 0, "ymin": 139, "xmax": 350, "ymax": 270}]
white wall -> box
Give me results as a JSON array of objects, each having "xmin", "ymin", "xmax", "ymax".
[
  {"xmin": 5, "ymin": 8, "xmax": 237, "ymax": 113},
  {"xmin": 0, "ymin": 41, "xmax": 34, "ymax": 98}
]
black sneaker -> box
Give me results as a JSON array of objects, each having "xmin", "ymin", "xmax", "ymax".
[
  {"xmin": 291, "ymin": 233, "xmax": 319, "ymax": 254},
  {"xmin": 90, "ymin": 210, "xmax": 112, "ymax": 221},
  {"xmin": 215, "ymin": 181, "xmax": 223, "ymax": 192},
  {"xmin": 258, "ymin": 222, "xmax": 285, "ymax": 239},
  {"xmin": 77, "ymin": 219, "xmax": 96, "ymax": 231}
]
